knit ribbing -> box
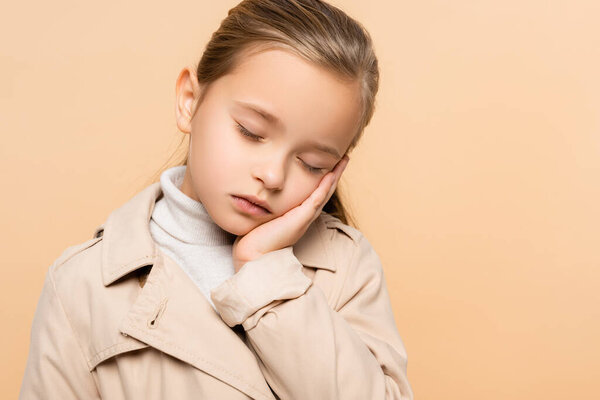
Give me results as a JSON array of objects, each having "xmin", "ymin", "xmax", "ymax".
[{"xmin": 149, "ymin": 165, "xmax": 237, "ymax": 311}]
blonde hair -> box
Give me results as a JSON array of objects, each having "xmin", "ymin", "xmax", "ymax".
[{"xmin": 146, "ymin": 0, "xmax": 380, "ymax": 229}]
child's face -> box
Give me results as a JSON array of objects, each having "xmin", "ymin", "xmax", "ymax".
[{"xmin": 175, "ymin": 47, "xmax": 361, "ymax": 236}]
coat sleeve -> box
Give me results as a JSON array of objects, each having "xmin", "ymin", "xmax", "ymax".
[
  {"xmin": 210, "ymin": 233, "xmax": 413, "ymax": 400},
  {"xmin": 19, "ymin": 266, "xmax": 101, "ymax": 400}
]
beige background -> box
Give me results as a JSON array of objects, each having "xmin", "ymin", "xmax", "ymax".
[{"xmin": 2, "ymin": 1, "xmax": 599, "ymax": 399}]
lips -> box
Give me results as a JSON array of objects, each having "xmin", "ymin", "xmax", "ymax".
[{"xmin": 233, "ymin": 194, "xmax": 272, "ymax": 213}]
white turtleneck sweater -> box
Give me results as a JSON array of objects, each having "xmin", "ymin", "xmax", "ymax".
[{"xmin": 149, "ymin": 165, "xmax": 238, "ymax": 312}]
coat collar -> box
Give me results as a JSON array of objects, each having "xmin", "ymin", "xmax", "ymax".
[
  {"xmin": 90, "ymin": 181, "xmax": 336, "ymax": 400},
  {"xmin": 95, "ymin": 182, "xmax": 336, "ymax": 287}
]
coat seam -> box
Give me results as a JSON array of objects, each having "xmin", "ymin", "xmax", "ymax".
[
  {"xmin": 89, "ymin": 341, "xmax": 150, "ymax": 369},
  {"xmin": 107, "ymin": 253, "xmax": 157, "ymax": 283},
  {"xmin": 49, "ymin": 264, "xmax": 101, "ymax": 396},
  {"xmin": 332, "ymin": 234, "xmax": 361, "ymax": 312},
  {"xmin": 123, "ymin": 322, "xmax": 273, "ymax": 400},
  {"xmin": 231, "ymin": 279, "xmax": 257, "ymax": 327},
  {"xmin": 53, "ymin": 237, "xmax": 102, "ymax": 271}
]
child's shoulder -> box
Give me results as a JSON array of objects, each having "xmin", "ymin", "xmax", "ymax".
[
  {"xmin": 47, "ymin": 232, "xmax": 104, "ymax": 286},
  {"xmin": 317, "ymin": 211, "xmax": 385, "ymax": 270},
  {"xmin": 315, "ymin": 213, "xmax": 387, "ymax": 312},
  {"xmin": 318, "ymin": 211, "xmax": 363, "ymax": 245},
  {"xmin": 316, "ymin": 211, "xmax": 379, "ymax": 270},
  {"xmin": 53, "ymin": 235, "xmax": 103, "ymax": 269}
]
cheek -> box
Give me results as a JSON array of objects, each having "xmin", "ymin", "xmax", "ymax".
[
  {"xmin": 188, "ymin": 132, "xmax": 233, "ymax": 194},
  {"xmin": 278, "ymin": 178, "xmax": 320, "ymax": 213}
]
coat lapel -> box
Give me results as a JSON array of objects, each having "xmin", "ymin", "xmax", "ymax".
[{"xmin": 92, "ymin": 181, "xmax": 336, "ymax": 400}]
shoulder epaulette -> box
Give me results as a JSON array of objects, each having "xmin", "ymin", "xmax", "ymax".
[
  {"xmin": 53, "ymin": 235, "xmax": 102, "ymax": 269},
  {"xmin": 320, "ymin": 212, "xmax": 362, "ymax": 243}
]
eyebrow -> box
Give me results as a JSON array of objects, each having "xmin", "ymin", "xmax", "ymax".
[
  {"xmin": 234, "ymin": 100, "xmax": 342, "ymax": 159},
  {"xmin": 235, "ymin": 100, "xmax": 281, "ymax": 125}
]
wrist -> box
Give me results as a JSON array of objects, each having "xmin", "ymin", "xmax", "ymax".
[{"xmin": 233, "ymin": 250, "xmax": 265, "ymax": 273}]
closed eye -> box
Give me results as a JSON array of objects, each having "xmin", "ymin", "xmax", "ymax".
[
  {"xmin": 236, "ymin": 123, "xmax": 326, "ymax": 174},
  {"xmin": 236, "ymin": 123, "xmax": 262, "ymax": 141},
  {"xmin": 299, "ymin": 158, "xmax": 326, "ymax": 174}
]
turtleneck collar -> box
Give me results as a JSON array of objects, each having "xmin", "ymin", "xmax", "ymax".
[{"xmin": 150, "ymin": 165, "xmax": 236, "ymax": 246}]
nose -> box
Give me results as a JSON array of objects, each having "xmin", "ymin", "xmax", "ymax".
[{"xmin": 251, "ymin": 156, "xmax": 286, "ymax": 191}]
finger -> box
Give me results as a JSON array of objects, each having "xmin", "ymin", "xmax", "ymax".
[
  {"xmin": 266, "ymin": 155, "xmax": 350, "ymax": 252},
  {"xmin": 324, "ymin": 155, "xmax": 349, "ymax": 200},
  {"xmin": 307, "ymin": 155, "xmax": 349, "ymax": 215},
  {"xmin": 278, "ymin": 156, "xmax": 348, "ymax": 244}
]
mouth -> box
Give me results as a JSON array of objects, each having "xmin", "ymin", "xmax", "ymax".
[{"xmin": 231, "ymin": 195, "xmax": 272, "ymax": 215}]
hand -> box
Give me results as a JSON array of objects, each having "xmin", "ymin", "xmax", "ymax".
[{"xmin": 232, "ymin": 154, "xmax": 350, "ymax": 272}]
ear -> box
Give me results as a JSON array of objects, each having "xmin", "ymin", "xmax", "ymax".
[{"xmin": 175, "ymin": 66, "xmax": 202, "ymax": 134}]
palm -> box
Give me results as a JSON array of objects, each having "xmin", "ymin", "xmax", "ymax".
[
  {"xmin": 232, "ymin": 154, "xmax": 349, "ymax": 272},
  {"xmin": 233, "ymin": 200, "xmax": 312, "ymax": 270}
]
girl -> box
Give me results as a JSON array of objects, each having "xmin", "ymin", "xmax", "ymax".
[{"xmin": 19, "ymin": 0, "xmax": 413, "ymax": 399}]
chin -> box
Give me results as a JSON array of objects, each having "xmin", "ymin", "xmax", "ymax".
[
  {"xmin": 220, "ymin": 224, "xmax": 250, "ymax": 236},
  {"xmin": 213, "ymin": 214, "xmax": 262, "ymax": 236}
]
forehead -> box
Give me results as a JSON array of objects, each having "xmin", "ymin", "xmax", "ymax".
[{"xmin": 222, "ymin": 48, "xmax": 361, "ymax": 151}]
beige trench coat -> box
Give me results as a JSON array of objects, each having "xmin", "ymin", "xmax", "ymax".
[{"xmin": 19, "ymin": 182, "xmax": 413, "ymax": 399}]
